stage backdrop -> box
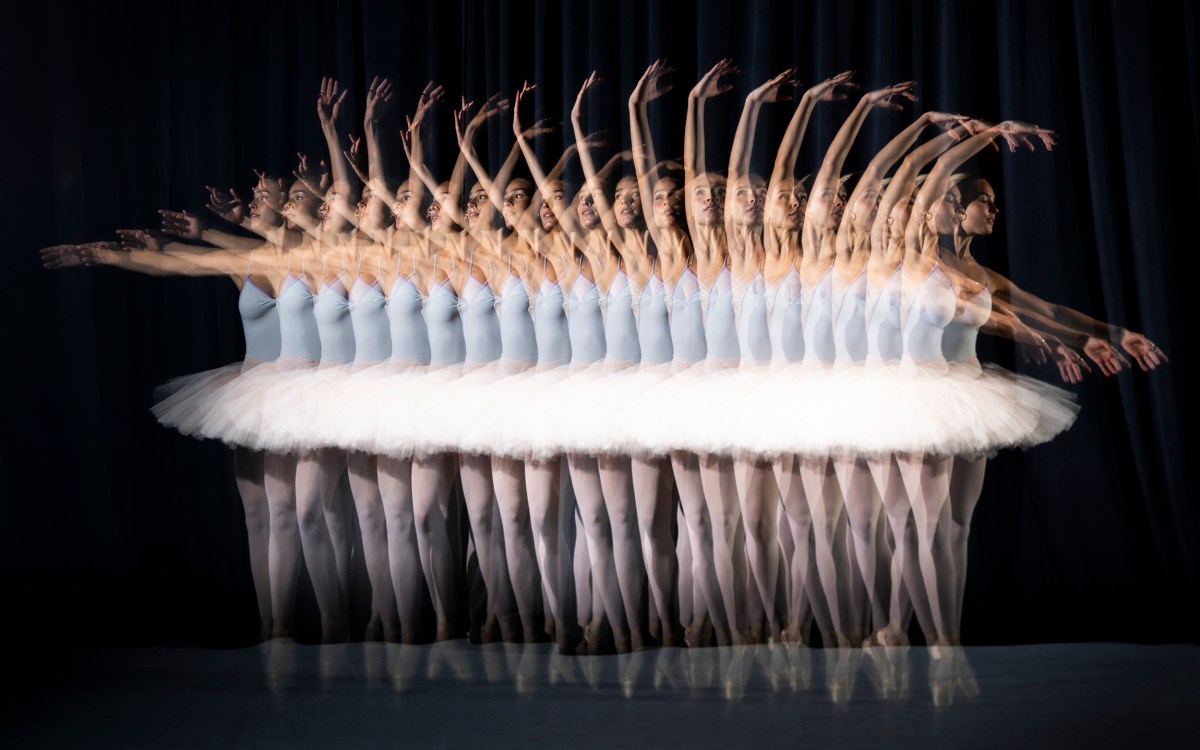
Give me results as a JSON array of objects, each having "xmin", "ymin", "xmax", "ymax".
[{"xmin": 3, "ymin": 0, "xmax": 1195, "ymax": 647}]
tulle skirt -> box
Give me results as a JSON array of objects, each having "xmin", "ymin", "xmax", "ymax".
[{"xmin": 152, "ymin": 356, "xmax": 1078, "ymax": 459}]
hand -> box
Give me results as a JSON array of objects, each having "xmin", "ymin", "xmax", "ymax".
[
  {"xmin": 293, "ymin": 152, "xmax": 330, "ymax": 196},
  {"xmin": 997, "ymin": 121, "xmax": 1057, "ymax": 153},
  {"xmin": 204, "ymin": 186, "xmax": 244, "ymax": 224},
  {"xmin": 573, "ymin": 71, "xmax": 603, "ymax": 122},
  {"xmin": 631, "ymin": 60, "xmax": 674, "ymax": 104},
  {"xmin": 158, "ymin": 209, "xmax": 209, "ymax": 240},
  {"xmin": 1119, "ymin": 330, "xmax": 1167, "ymax": 371},
  {"xmin": 512, "ymin": 81, "xmax": 538, "ymax": 138},
  {"xmin": 865, "ymin": 81, "xmax": 918, "ymax": 111},
  {"xmin": 40, "ymin": 244, "xmax": 87, "ymax": 269},
  {"xmin": 365, "ymin": 76, "xmax": 396, "ymax": 124},
  {"xmin": 78, "ymin": 242, "xmax": 123, "ymax": 266},
  {"xmin": 1053, "ymin": 343, "xmax": 1091, "ymax": 384},
  {"xmin": 116, "ymin": 228, "xmax": 166, "ymax": 252},
  {"xmin": 343, "ymin": 134, "xmax": 369, "ymax": 184},
  {"xmin": 316, "ymin": 76, "xmax": 348, "ymax": 129},
  {"xmin": 805, "ymin": 70, "xmax": 857, "ymax": 102},
  {"xmin": 1082, "ymin": 337, "xmax": 1129, "ymax": 376},
  {"xmin": 747, "ymin": 68, "xmax": 798, "ymax": 104},
  {"xmin": 691, "ymin": 58, "xmax": 738, "ymax": 99},
  {"xmin": 1018, "ymin": 335, "xmax": 1051, "ymax": 366},
  {"xmin": 927, "ymin": 112, "xmax": 972, "ymax": 140},
  {"xmin": 409, "ymin": 81, "xmax": 445, "ymax": 130}
]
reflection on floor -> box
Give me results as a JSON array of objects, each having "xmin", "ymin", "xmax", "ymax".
[{"xmin": 4, "ymin": 642, "xmax": 1197, "ymax": 748}]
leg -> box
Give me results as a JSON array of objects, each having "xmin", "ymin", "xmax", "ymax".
[
  {"xmin": 699, "ymin": 452, "xmax": 748, "ymax": 641},
  {"xmin": 492, "ymin": 455, "xmax": 542, "ymax": 642},
  {"xmin": 459, "ymin": 452, "xmax": 501, "ymax": 636},
  {"xmin": 835, "ymin": 455, "xmax": 891, "ymax": 641},
  {"xmin": 949, "ymin": 456, "xmax": 986, "ymax": 641},
  {"xmin": 346, "ymin": 451, "xmax": 399, "ymax": 640},
  {"xmin": 632, "ymin": 454, "xmax": 680, "ymax": 645},
  {"xmin": 234, "ymin": 447, "xmax": 272, "ymax": 640},
  {"xmin": 568, "ymin": 453, "xmax": 630, "ymax": 649},
  {"xmin": 598, "ymin": 454, "xmax": 650, "ymax": 649},
  {"xmin": 897, "ymin": 453, "xmax": 955, "ymax": 648},
  {"xmin": 735, "ymin": 455, "xmax": 783, "ymax": 641},
  {"xmin": 798, "ymin": 455, "xmax": 854, "ymax": 647},
  {"xmin": 868, "ymin": 454, "xmax": 927, "ymax": 645},
  {"xmin": 377, "ymin": 455, "xmax": 424, "ymax": 643},
  {"xmin": 292, "ymin": 449, "xmax": 348, "ymax": 640},
  {"xmin": 526, "ymin": 455, "xmax": 576, "ymax": 645},
  {"xmin": 263, "ymin": 452, "xmax": 303, "ymax": 639},
  {"xmin": 672, "ymin": 451, "xmax": 729, "ymax": 643},
  {"xmin": 775, "ymin": 454, "xmax": 819, "ymax": 644},
  {"xmin": 411, "ymin": 452, "xmax": 457, "ymax": 640}
]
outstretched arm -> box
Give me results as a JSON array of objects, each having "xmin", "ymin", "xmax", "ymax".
[
  {"xmin": 629, "ymin": 61, "xmax": 678, "ymax": 251},
  {"xmin": 728, "ymin": 69, "xmax": 795, "ymax": 185}
]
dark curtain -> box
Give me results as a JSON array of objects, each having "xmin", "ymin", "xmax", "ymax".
[{"xmin": 2, "ymin": 0, "xmax": 1195, "ymax": 647}]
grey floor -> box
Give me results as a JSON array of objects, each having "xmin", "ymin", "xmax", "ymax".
[{"xmin": 3, "ymin": 642, "xmax": 1196, "ymax": 749}]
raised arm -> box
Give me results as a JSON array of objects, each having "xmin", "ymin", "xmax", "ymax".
[
  {"xmin": 512, "ymin": 82, "xmax": 584, "ymax": 238},
  {"xmin": 728, "ymin": 69, "xmax": 795, "ymax": 185},
  {"xmin": 455, "ymin": 93, "xmax": 514, "ymax": 218},
  {"xmin": 629, "ymin": 61, "xmax": 682, "ymax": 252},
  {"xmin": 769, "ymin": 71, "xmax": 856, "ymax": 192},
  {"xmin": 316, "ymin": 77, "xmax": 356, "ymax": 196}
]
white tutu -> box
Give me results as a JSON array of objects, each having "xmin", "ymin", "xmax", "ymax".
[
  {"xmin": 153, "ymin": 355, "xmax": 1078, "ymax": 459},
  {"xmin": 151, "ymin": 364, "xmax": 244, "ymax": 439}
]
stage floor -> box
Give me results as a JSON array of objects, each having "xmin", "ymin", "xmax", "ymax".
[{"xmin": 3, "ymin": 641, "xmax": 1196, "ymax": 748}]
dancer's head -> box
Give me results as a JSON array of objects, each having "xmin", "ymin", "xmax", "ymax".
[
  {"xmin": 465, "ymin": 182, "xmax": 489, "ymax": 230},
  {"xmin": 539, "ymin": 180, "xmax": 567, "ymax": 231},
  {"xmin": 613, "ymin": 175, "xmax": 643, "ymax": 229},
  {"xmin": 282, "ymin": 179, "xmax": 321, "ymax": 232},
  {"xmin": 501, "ymin": 178, "xmax": 533, "ymax": 230},
  {"xmin": 728, "ymin": 173, "xmax": 766, "ymax": 229},
  {"xmin": 320, "ymin": 184, "xmax": 358, "ymax": 234},
  {"xmin": 574, "ymin": 184, "xmax": 604, "ymax": 231},
  {"xmin": 247, "ymin": 174, "xmax": 288, "ymax": 232},
  {"xmin": 689, "ymin": 172, "xmax": 726, "ymax": 228},
  {"xmin": 766, "ymin": 179, "xmax": 805, "ymax": 231},
  {"xmin": 934, "ymin": 183, "xmax": 965, "ymax": 235},
  {"xmin": 651, "ymin": 176, "xmax": 684, "ymax": 229},
  {"xmin": 957, "ymin": 176, "xmax": 998, "ymax": 237},
  {"xmin": 356, "ymin": 184, "xmax": 392, "ymax": 232},
  {"xmin": 392, "ymin": 180, "xmax": 433, "ymax": 232},
  {"xmin": 424, "ymin": 182, "xmax": 459, "ymax": 233}
]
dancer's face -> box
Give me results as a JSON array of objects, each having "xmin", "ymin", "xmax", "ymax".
[
  {"xmin": 960, "ymin": 179, "xmax": 998, "ymax": 237},
  {"xmin": 320, "ymin": 186, "xmax": 356, "ymax": 234},
  {"xmin": 356, "ymin": 185, "xmax": 389, "ymax": 231},
  {"xmin": 539, "ymin": 181, "xmax": 566, "ymax": 231},
  {"xmin": 392, "ymin": 180, "xmax": 432, "ymax": 231},
  {"xmin": 465, "ymin": 183, "xmax": 488, "ymax": 229},
  {"xmin": 728, "ymin": 174, "xmax": 766, "ymax": 228},
  {"xmin": 575, "ymin": 187, "xmax": 601, "ymax": 230},
  {"xmin": 501, "ymin": 179, "xmax": 533, "ymax": 230},
  {"xmin": 652, "ymin": 178, "xmax": 683, "ymax": 229},
  {"xmin": 690, "ymin": 173, "xmax": 726, "ymax": 228},
  {"xmin": 427, "ymin": 182, "xmax": 454, "ymax": 232},
  {"xmin": 248, "ymin": 179, "xmax": 287, "ymax": 232},
  {"xmin": 613, "ymin": 176, "xmax": 642, "ymax": 229},
  {"xmin": 766, "ymin": 181, "xmax": 805, "ymax": 231},
  {"xmin": 281, "ymin": 181, "xmax": 319, "ymax": 231},
  {"xmin": 934, "ymin": 185, "xmax": 964, "ymax": 235}
]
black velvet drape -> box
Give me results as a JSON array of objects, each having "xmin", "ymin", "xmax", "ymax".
[{"xmin": 3, "ymin": 0, "xmax": 1195, "ymax": 647}]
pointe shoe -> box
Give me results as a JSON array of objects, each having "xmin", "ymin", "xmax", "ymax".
[
  {"xmin": 659, "ymin": 621, "xmax": 686, "ymax": 648},
  {"xmin": 364, "ymin": 612, "xmax": 384, "ymax": 642},
  {"xmin": 556, "ymin": 621, "xmax": 586, "ymax": 656},
  {"xmin": 780, "ymin": 622, "xmax": 805, "ymax": 647},
  {"xmin": 686, "ymin": 618, "xmax": 714, "ymax": 648},
  {"xmin": 321, "ymin": 616, "xmax": 350, "ymax": 644}
]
